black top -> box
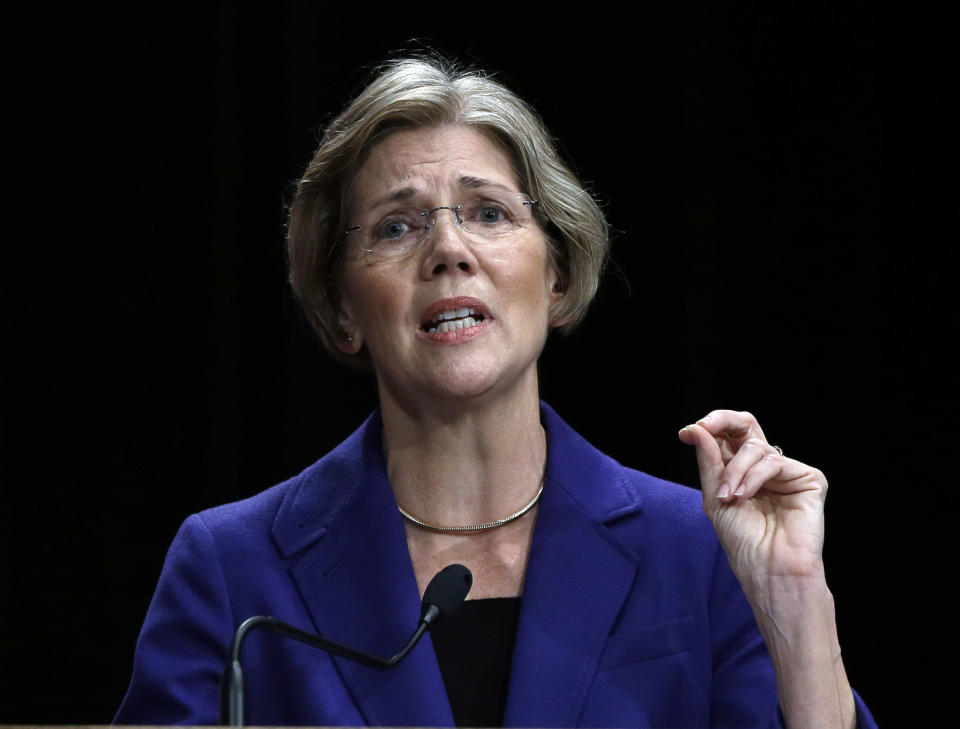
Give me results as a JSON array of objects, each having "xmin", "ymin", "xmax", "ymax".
[{"xmin": 430, "ymin": 597, "xmax": 522, "ymax": 728}]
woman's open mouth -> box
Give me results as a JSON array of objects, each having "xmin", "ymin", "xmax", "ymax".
[{"xmin": 421, "ymin": 307, "xmax": 486, "ymax": 334}]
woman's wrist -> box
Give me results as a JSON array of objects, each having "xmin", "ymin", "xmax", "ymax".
[{"xmin": 746, "ymin": 579, "xmax": 855, "ymax": 729}]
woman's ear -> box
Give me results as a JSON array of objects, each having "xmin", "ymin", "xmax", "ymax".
[
  {"xmin": 335, "ymin": 303, "xmax": 363, "ymax": 355},
  {"xmin": 547, "ymin": 272, "xmax": 571, "ymax": 328},
  {"xmin": 335, "ymin": 331, "xmax": 362, "ymax": 355},
  {"xmin": 549, "ymin": 310, "xmax": 571, "ymax": 329}
]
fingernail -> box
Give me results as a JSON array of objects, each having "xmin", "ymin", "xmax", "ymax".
[
  {"xmin": 717, "ymin": 483, "xmax": 730, "ymax": 499},
  {"xmin": 734, "ymin": 483, "xmax": 746, "ymax": 497}
]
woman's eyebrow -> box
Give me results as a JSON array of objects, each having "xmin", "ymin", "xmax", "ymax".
[
  {"xmin": 366, "ymin": 178, "xmax": 510, "ymax": 210},
  {"xmin": 458, "ymin": 176, "xmax": 509, "ymax": 190},
  {"xmin": 367, "ymin": 186, "xmax": 418, "ymax": 209}
]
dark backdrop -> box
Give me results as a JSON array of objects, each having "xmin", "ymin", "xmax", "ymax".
[{"xmin": 3, "ymin": 3, "xmax": 957, "ymax": 725}]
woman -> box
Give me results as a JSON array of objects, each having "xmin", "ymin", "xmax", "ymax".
[{"xmin": 115, "ymin": 57, "xmax": 876, "ymax": 728}]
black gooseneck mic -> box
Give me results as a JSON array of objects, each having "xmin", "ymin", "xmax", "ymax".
[{"xmin": 219, "ymin": 563, "xmax": 473, "ymax": 727}]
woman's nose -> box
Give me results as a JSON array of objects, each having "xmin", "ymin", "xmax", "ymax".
[{"xmin": 420, "ymin": 209, "xmax": 478, "ymax": 277}]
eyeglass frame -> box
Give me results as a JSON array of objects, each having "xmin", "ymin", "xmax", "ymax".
[{"xmin": 343, "ymin": 195, "xmax": 540, "ymax": 256}]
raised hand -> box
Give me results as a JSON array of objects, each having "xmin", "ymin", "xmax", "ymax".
[
  {"xmin": 678, "ymin": 410, "xmax": 828, "ymax": 590},
  {"xmin": 679, "ymin": 409, "xmax": 857, "ymax": 729}
]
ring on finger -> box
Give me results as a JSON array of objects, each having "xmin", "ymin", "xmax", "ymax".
[{"xmin": 772, "ymin": 445, "xmax": 784, "ymax": 457}]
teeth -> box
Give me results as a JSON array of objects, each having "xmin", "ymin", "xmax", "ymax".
[
  {"xmin": 434, "ymin": 316, "xmax": 478, "ymax": 333},
  {"xmin": 428, "ymin": 307, "xmax": 481, "ymax": 326}
]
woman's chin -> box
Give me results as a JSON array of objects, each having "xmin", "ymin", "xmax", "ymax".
[
  {"xmin": 421, "ymin": 368, "xmax": 511, "ymax": 403},
  {"xmin": 380, "ymin": 356, "xmax": 536, "ymax": 409}
]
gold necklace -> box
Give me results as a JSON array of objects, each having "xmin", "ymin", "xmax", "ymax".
[{"xmin": 397, "ymin": 479, "xmax": 544, "ymax": 533}]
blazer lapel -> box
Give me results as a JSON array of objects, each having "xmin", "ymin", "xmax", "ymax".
[
  {"xmin": 272, "ymin": 413, "xmax": 454, "ymax": 727},
  {"xmin": 504, "ymin": 404, "xmax": 643, "ymax": 728},
  {"xmin": 270, "ymin": 404, "xmax": 643, "ymax": 728}
]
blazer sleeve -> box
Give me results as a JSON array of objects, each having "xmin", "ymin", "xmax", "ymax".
[
  {"xmin": 705, "ymin": 539, "xmax": 783, "ymax": 729},
  {"xmin": 707, "ymin": 541, "xmax": 878, "ymax": 729},
  {"xmin": 113, "ymin": 513, "xmax": 232, "ymax": 725}
]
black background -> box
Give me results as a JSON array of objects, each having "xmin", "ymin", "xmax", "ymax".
[{"xmin": 3, "ymin": 3, "xmax": 957, "ymax": 725}]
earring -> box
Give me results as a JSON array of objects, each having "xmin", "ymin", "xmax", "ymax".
[{"xmin": 347, "ymin": 335, "xmax": 354, "ymax": 343}]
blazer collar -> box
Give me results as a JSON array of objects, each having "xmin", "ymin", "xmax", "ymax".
[
  {"xmin": 271, "ymin": 411, "xmax": 454, "ymax": 726},
  {"xmin": 538, "ymin": 402, "xmax": 644, "ymax": 522},
  {"xmin": 504, "ymin": 403, "xmax": 643, "ymax": 727},
  {"xmin": 270, "ymin": 404, "xmax": 644, "ymax": 727}
]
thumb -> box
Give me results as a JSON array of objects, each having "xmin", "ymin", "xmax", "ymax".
[{"xmin": 679, "ymin": 424, "xmax": 726, "ymax": 504}]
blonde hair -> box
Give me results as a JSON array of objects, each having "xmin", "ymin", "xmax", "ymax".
[{"xmin": 287, "ymin": 56, "xmax": 609, "ymax": 365}]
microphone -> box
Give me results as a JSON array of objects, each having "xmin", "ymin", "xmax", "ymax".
[{"xmin": 219, "ymin": 563, "xmax": 472, "ymax": 726}]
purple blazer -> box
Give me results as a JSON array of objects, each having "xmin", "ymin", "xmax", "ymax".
[{"xmin": 115, "ymin": 403, "xmax": 876, "ymax": 727}]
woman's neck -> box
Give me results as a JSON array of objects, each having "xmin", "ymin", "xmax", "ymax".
[{"xmin": 378, "ymin": 374, "xmax": 547, "ymax": 528}]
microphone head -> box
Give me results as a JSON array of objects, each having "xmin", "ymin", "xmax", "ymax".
[{"xmin": 420, "ymin": 564, "xmax": 472, "ymax": 626}]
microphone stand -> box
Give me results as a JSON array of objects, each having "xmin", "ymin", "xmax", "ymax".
[
  {"xmin": 219, "ymin": 564, "xmax": 471, "ymax": 726},
  {"xmin": 220, "ymin": 613, "xmax": 435, "ymax": 726}
]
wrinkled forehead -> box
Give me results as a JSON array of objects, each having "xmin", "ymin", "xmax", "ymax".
[{"xmin": 347, "ymin": 125, "xmax": 521, "ymax": 215}]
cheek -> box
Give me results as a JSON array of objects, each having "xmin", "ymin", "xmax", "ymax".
[
  {"xmin": 510, "ymin": 256, "xmax": 559, "ymax": 321},
  {"xmin": 343, "ymin": 270, "xmax": 405, "ymax": 330}
]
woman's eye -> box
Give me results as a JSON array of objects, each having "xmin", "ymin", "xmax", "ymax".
[
  {"xmin": 378, "ymin": 220, "xmax": 410, "ymax": 240},
  {"xmin": 477, "ymin": 206, "xmax": 504, "ymax": 224}
]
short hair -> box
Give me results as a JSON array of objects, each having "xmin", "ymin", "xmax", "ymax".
[{"xmin": 286, "ymin": 56, "xmax": 610, "ymax": 365}]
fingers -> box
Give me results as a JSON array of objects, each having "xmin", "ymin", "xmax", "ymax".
[
  {"xmin": 697, "ymin": 410, "xmax": 767, "ymax": 446},
  {"xmin": 717, "ymin": 439, "xmax": 773, "ymax": 499},
  {"xmin": 679, "ymin": 417, "xmax": 826, "ymax": 502},
  {"xmin": 719, "ymin": 444, "xmax": 819, "ymax": 499}
]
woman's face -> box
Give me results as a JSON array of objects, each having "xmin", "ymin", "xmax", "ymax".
[{"xmin": 337, "ymin": 125, "xmax": 564, "ymax": 408}]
